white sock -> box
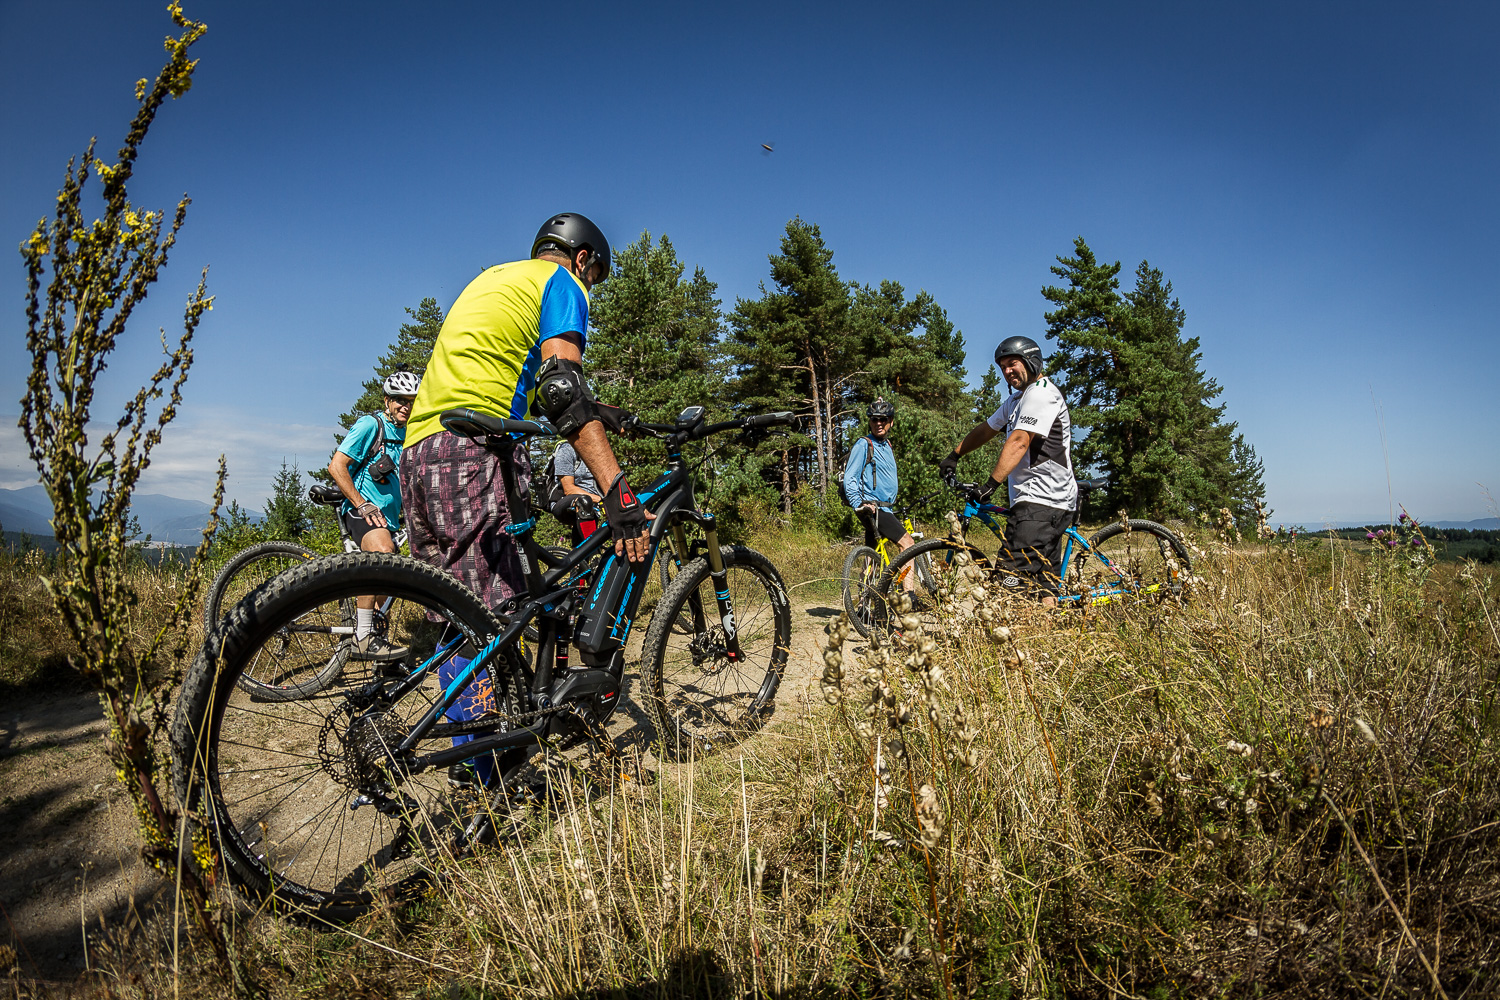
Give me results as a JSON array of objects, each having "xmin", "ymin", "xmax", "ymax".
[{"xmin": 356, "ymin": 607, "xmax": 373, "ymax": 640}]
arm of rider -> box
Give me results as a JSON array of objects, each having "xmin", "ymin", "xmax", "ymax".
[
  {"xmin": 561, "ymin": 475, "xmax": 606, "ymax": 503},
  {"xmin": 540, "ymin": 333, "xmax": 654, "ymax": 561},
  {"xmin": 938, "ymin": 421, "xmax": 1001, "ymax": 483},
  {"xmin": 980, "ymin": 428, "xmax": 1034, "ymax": 500},
  {"xmin": 328, "ymin": 451, "xmax": 386, "ymax": 529}
]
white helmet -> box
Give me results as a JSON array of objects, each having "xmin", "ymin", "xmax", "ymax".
[{"xmin": 383, "ymin": 371, "xmax": 421, "ymax": 397}]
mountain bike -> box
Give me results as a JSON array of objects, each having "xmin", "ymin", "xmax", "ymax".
[
  {"xmin": 171, "ymin": 405, "xmax": 796, "ymax": 917},
  {"xmin": 870, "ymin": 479, "xmax": 1193, "ymax": 631},
  {"xmin": 200, "ymin": 485, "xmax": 413, "ymax": 702},
  {"xmin": 841, "ymin": 491, "xmax": 942, "ymax": 638}
]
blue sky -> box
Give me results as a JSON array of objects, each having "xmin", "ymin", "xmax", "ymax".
[{"xmin": 3, "ymin": 1, "xmax": 1497, "ymax": 525}]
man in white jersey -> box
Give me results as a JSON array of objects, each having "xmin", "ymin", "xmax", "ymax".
[{"xmin": 937, "ymin": 336, "xmax": 1076, "ymax": 606}]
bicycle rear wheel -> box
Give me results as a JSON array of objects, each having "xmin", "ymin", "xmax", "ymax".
[
  {"xmin": 172, "ymin": 553, "xmax": 523, "ymax": 918},
  {"xmin": 204, "ymin": 540, "xmax": 318, "ymax": 632},
  {"xmin": 640, "ymin": 546, "xmax": 791, "ymax": 762},
  {"xmin": 842, "ymin": 545, "xmax": 882, "ymax": 638},
  {"xmin": 1074, "ymin": 520, "xmax": 1192, "ymax": 604}
]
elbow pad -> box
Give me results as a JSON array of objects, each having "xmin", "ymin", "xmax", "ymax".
[{"xmin": 532, "ymin": 356, "xmax": 598, "ymax": 436}]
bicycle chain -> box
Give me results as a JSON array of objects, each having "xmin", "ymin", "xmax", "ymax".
[{"xmin": 438, "ymin": 700, "xmax": 573, "ymax": 736}]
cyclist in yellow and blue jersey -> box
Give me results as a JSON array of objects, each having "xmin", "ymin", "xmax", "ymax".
[{"xmin": 401, "ymin": 213, "xmax": 650, "ymax": 789}]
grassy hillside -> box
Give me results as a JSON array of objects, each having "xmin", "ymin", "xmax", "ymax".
[{"xmin": 4, "ymin": 525, "xmax": 1498, "ymax": 996}]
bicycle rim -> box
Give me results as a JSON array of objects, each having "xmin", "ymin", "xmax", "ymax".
[
  {"xmin": 878, "ymin": 539, "xmax": 990, "ymax": 640},
  {"xmin": 642, "ymin": 546, "xmax": 791, "ymax": 761},
  {"xmin": 232, "ymin": 594, "xmax": 356, "ymax": 702},
  {"xmin": 174, "ymin": 553, "xmax": 521, "ymax": 917},
  {"xmin": 204, "ymin": 541, "xmax": 317, "ymax": 632}
]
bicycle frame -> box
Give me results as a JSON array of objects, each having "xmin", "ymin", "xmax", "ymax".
[{"xmin": 355, "ymin": 410, "xmax": 777, "ymax": 781}]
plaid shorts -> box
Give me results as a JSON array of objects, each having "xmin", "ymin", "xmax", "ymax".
[{"xmin": 399, "ymin": 430, "xmax": 532, "ymax": 612}]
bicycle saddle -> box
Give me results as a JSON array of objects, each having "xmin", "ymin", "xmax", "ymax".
[
  {"xmin": 307, "ymin": 483, "xmax": 344, "ymax": 506},
  {"xmin": 441, "ymin": 408, "xmax": 556, "ymax": 440},
  {"xmin": 1077, "ymin": 477, "xmax": 1110, "ymax": 492}
]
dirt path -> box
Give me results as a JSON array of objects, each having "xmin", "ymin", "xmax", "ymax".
[{"xmin": 0, "ymin": 595, "xmax": 844, "ymax": 983}]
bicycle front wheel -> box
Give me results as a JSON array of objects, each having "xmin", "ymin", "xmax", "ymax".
[
  {"xmin": 172, "ymin": 552, "xmax": 522, "ymax": 918},
  {"xmin": 842, "ymin": 545, "xmax": 882, "ymax": 638},
  {"xmin": 1074, "ymin": 520, "xmax": 1192, "ymax": 604},
  {"xmin": 204, "ymin": 541, "xmax": 355, "ymax": 701},
  {"xmin": 640, "ymin": 546, "xmax": 791, "ymax": 761}
]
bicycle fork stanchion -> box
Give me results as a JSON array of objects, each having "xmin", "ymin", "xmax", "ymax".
[{"xmin": 698, "ymin": 514, "xmax": 744, "ymax": 662}]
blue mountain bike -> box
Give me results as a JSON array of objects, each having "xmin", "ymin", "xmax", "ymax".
[
  {"xmin": 172, "ymin": 405, "xmax": 796, "ymax": 917},
  {"xmin": 871, "ymin": 478, "xmax": 1192, "ymax": 628}
]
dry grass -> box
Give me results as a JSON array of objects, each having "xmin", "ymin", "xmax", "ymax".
[
  {"xmin": 10, "ymin": 526, "xmax": 1500, "ymax": 998},
  {"xmin": 0, "ymin": 550, "xmax": 207, "ymax": 696}
]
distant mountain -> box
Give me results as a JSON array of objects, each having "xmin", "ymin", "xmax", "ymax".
[
  {"xmin": 1279, "ymin": 516, "xmax": 1499, "ymax": 531},
  {"xmin": 0, "ymin": 486, "xmax": 261, "ymax": 547}
]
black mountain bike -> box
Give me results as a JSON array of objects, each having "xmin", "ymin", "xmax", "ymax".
[{"xmin": 172, "ymin": 405, "xmax": 795, "ymax": 917}]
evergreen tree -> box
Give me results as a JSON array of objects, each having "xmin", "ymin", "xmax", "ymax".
[
  {"xmin": 585, "ymin": 232, "xmax": 725, "ymax": 468},
  {"xmin": 725, "ymin": 219, "xmax": 969, "ymax": 520},
  {"xmin": 726, "ymin": 218, "xmax": 852, "ymax": 504},
  {"xmin": 262, "ymin": 460, "xmax": 311, "ymax": 540},
  {"xmin": 972, "ymin": 365, "xmax": 1004, "ymax": 423},
  {"xmin": 1042, "ymin": 237, "xmax": 1266, "ymax": 521}
]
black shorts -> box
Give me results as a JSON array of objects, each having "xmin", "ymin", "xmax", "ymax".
[
  {"xmin": 342, "ymin": 506, "xmax": 395, "ymax": 547},
  {"xmin": 857, "ymin": 506, "xmax": 905, "ymax": 549},
  {"xmin": 996, "ymin": 501, "xmax": 1072, "ymax": 598}
]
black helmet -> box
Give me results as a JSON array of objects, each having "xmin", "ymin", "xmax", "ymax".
[
  {"xmin": 532, "ymin": 213, "xmax": 611, "ymax": 283},
  {"xmin": 994, "ymin": 336, "xmax": 1044, "ymax": 380},
  {"xmin": 867, "ymin": 398, "xmax": 895, "ymax": 420}
]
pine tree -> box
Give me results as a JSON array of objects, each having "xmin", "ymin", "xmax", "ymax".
[
  {"xmin": 585, "ymin": 231, "xmax": 725, "ymax": 470},
  {"xmin": 262, "ymin": 460, "xmax": 311, "ymax": 541},
  {"xmin": 726, "ymin": 218, "xmax": 852, "ymax": 509},
  {"xmin": 1042, "ymin": 238, "xmax": 1266, "ymax": 521},
  {"xmin": 725, "ymin": 220, "xmax": 970, "ymax": 520},
  {"xmin": 972, "ymin": 365, "xmax": 1003, "ymax": 423}
]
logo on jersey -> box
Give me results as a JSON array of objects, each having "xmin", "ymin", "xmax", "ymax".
[{"xmin": 1018, "ymin": 415, "xmax": 1038, "ymax": 426}]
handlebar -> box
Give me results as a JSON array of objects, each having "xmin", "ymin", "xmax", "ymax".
[
  {"xmin": 627, "ymin": 410, "xmax": 799, "ymax": 444},
  {"xmin": 441, "ymin": 408, "xmax": 556, "ymax": 440},
  {"xmin": 441, "ymin": 404, "xmax": 798, "ymax": 447}
]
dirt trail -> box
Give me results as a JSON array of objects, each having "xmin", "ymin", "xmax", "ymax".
[{"xmin": 0, "ymin": 595, "xmax": 844, "ymax": 983}]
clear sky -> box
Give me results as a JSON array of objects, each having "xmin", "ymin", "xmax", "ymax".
[{"xmin": 3, "ymin": 1, "xmax": 1497, "ymax": 525}]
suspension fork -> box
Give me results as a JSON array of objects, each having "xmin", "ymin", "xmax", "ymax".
[
  {"xmin": 668, "ymin": 522, "xmax": 692, "ymax": 576},
  {"xmin": 698, "ymin": 514, "xmax": 745, "ymax": 661}
]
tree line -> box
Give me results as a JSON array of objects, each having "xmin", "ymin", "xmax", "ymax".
[{"xmin": 249, "ymin": 221, "xmax": 1267, "ymax": 546}]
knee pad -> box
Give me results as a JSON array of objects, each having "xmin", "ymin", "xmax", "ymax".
[{"xmin": 532, "ymin": 356, "xmax": 598, "ymax": 435}]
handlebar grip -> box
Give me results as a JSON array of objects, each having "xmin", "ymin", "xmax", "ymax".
[{"xmin": 440, "ymin": 408, "xmax": 555, "ymax": 439}]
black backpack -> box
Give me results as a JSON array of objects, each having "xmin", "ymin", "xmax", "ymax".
[{"xmin": 838, "ymin": 437, "xmax": 877, "ymax": 508}]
